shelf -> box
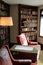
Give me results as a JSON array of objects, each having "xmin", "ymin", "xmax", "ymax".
[{"xmin": 21, "ymin": 30, "xmax": 36, "ymax": 33}]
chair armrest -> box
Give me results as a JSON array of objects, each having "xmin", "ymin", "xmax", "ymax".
[
  {"xmin": 28, "ymin": 41, "xmax": 38, "ymax": 45},
  {"xmin": 13, "ymin": 59, "xmax": 32, "ymax": 65},
  {"xmin": 16, "ymin": 59, "xmax": 32, "ymax": 62}
]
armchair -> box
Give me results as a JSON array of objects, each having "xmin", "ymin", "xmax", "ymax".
[
  {"xmin": 0, "ymin": 45, "xmax": 36, "ymax": 65},
  {"xmin": 17, "ymin": 33, "xmax": 38, "ymax": 45},
  {"xmin": 17, "ymin": 33, "xmax": 41, "ymax": 61}
]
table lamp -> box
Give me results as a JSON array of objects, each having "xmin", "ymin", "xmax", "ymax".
[{"xmin": 0, "ymin": 17, "xmax": 13, "ymax": 45}]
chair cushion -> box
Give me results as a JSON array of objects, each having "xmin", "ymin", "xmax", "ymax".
[
  {"xmin": 0, "ymin": 48, "xmax": 12, "ymax": 65},
  {"xmin": 20, "ymin": 33, "xmax": 28, "ymax": 46}
]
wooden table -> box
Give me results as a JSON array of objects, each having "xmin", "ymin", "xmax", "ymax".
[{"xmin": 10, "ymin": 45, "xmax": 38, "ymax": 62}]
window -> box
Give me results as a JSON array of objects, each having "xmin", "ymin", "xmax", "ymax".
[{"xmin": 39, "ymin": 9, "xmax": 43, "ymax": 37}]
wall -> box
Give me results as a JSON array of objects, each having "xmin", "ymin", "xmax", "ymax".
[
  {"xmin": 10, "ymin": 4, "xmax": 43, "ymax": 44},
  {"xmin": 38, "ymin": 5, "xmax": 43, "ymax": 44},
  {"xmin": 10, "ymin": 4, "xmax": 18, "ymax": 43}
]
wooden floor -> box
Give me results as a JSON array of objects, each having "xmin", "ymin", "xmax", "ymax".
[{"xmin": 37, "ymin": 50, "xmax": 43, "ymax": 65}]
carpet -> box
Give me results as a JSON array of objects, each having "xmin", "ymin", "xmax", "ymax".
[{"xmin": 37, "ymin": 50, "xmax": 43, "ymax": 65}]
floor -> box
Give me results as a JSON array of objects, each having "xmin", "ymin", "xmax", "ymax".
[{"xmin": 37, "ymin": 50, "xmax": 43, "ymax": 65}]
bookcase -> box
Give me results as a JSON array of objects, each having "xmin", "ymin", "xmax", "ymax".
[
  {"xmin": 0, "ymin": 1, "xmax": 10, "ymax": 45},
  {"xmin": 18, "ymin": 4, "xmax": 38, "ymax": 41},
  {"xmin": 0, "ymin": 1, "xmax": 10, "ymax": 16}
]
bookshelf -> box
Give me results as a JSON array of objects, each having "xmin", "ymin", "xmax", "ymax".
[
  {"xmin": 0, "ymin": 1, "xmax": 10, "ymax": 44},
  {"xmin": 19, "ymin": 4, "xmax": 38, "ymax": 41}
]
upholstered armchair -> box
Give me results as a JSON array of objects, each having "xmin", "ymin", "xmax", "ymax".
[
  {"xmin": 0, "ymin": 45, "xmax": 36, "ymax": 65},
  {"xmin": 17, "ymin": 33, "xmax": 41, "ymax": 61},
  {"xmin": 17, "ymin": 33, "xmax": 38, "ymax": 45}
]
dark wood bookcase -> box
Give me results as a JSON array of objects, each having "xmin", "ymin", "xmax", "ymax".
[
  {"xmin": 0, "ymin": 1, "xmax": 10, "ymax": 45},
  {"xmin": 18, "ymin": 4, "xmax": 38, "ymax": 41}
]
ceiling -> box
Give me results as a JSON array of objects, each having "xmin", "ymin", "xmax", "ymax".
[{"xmin": 3, "ymin": 0, "xmax": 43, "ymax": 6}]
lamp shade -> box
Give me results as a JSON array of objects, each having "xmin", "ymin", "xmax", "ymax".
[{"xmin": 0, "ymin": 17, "xmax": 13, "ymax": 26}]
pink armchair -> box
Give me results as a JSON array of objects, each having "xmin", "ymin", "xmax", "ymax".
[
  {"xmin": 0, "ymin": 45, "xmax": 36, "ymax": 65},
  {"xmin": 17, "ymin": 33, "xmax": 38, "ymax": 45}
]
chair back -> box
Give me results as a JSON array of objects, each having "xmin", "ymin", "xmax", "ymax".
[{"xmin": 17, "ymin": 33, "xmax": 28, "ymax": 46}]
